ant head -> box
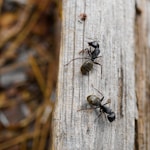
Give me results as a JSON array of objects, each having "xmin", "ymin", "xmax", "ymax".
[
  {"xmin": 107, "ymin": 112, "xmax": 115, "ymax": 122},
  {"xmin": 85, "ymin": 37, "xmax": 100, "ymax": 48},
  {"xmin": 88, "ymin": 41, "xmax": 99, "ymax": 48}
]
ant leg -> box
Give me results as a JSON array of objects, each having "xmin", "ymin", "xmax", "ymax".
[
  {"xmin": 94, "ymin": 61, "xmax": 102, "ymax": 75},
  {"xmin": 64, "ymin": 57, "xmax": 90, "ymax": 66},
  {"xmin": 77, "ymin": 106, "xmax": 99, "ymax": 112},
  {"xmin": 79, "ymin": 46, "xmax": 93, "ymax": 57},
  {"xmin": 87, "ymin": 47, "xmax": 92, "ymax": 57},
  {"xmin": 95, "ymin": 56, "xmax": 102, "ymax": 59},
  {"xmin": 94, "ymin": 110, "xmax": 103, "ymax": 122},
  {"xmin": 104, "ymin": 113, "xmax": 107, "ymax": 120},
  {"xmin": 103, "ymin": 99, "xmax": 111, "ymax": 106},
  {"xmin": 79, "ymin": 48, "xmax": 89, "ymax": 54},
  {"xmin": 91, "ymin": 84, "xmax": 104, "ymax": 102},
  {"xmin": 93, "ymin": 62, "xmax": 102, "ymax": 67}
]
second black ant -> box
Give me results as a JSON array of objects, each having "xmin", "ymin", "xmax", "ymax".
[
  {"xmin": 79, "ymin": 85, "xmax": 115, "ymax": 122},
  {"xmin": 65, "ymin": 41, "xmax": 102, "ymax": 75}
]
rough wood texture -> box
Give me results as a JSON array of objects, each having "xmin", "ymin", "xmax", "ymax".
[
  {"xmin": 146, "ymin": 1, "xmax": 150, "ymax": 149},
  {"xmin": 52, "ymin": 0, "xmax": 137, "ymax": 150},
  {"xmin": 135, "ymin": 0, "xmax": 150, "ymax": 149}
]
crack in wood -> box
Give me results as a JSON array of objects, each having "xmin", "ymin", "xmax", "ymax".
[{"xmin": 118, "ymin": 67, "xmax": 124, "ymax": 118}]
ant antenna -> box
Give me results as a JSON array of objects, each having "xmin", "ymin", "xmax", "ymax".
[
  {"xmin": 91, "ymin": 84, "xmax": 103, "ymax": 97},
  {"xmin": 85, "ymin": 37, "xmax": 100, "ymax": 42},
  {"xmin": 64, "ymin": 57, "xmax": 90, "ymax": 66},
  {"xmin": 79, "ymin": 48, "xmax": 90, "ymax": 55},
  {"xmin": 77, "ymin": 106, "xmax": 99, "ymax": 112}
]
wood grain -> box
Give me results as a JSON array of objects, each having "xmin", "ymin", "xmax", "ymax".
[
  {"xmin": 52, "ymin": 0, "xmax": 137, "ymax": 149},
  {"xmin": 135, "ymin": 0, "xmax": 150, "ymax": 150},
  {"xmin": 145, "ymin": 1, "xmax": 150, "ymax": 149}
]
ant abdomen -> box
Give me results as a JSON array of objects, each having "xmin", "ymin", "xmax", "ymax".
[
  {"xmin": 87, "ymin": 95, "xmax": 101, "ymax": 106},
  {"xmin": 81, "ymin": 60, "xmax": 93, "ymax": 75}
]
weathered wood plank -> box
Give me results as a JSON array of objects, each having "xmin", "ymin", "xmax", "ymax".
[
  {"xmin": 146, "ymin": 2, "xmax": 150, "ymax": 149},
  {"xmin": 52, "ymin": 0, "xmax": 136, "ymax": 149},
  {"xmin": 135, "ymin": 0, "xmax": 150, "ymax": 149}
]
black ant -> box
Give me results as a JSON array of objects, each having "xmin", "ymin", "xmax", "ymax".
[
  {"xmin": 79, "ymin": 41, "xmax": 100, "ymax": 60},
  {"xmin": 79, "ymin": 85, "xmax": 115, "ymax": 122},
  {"xmin": 65, "ymin": 41, "xmax": 102, "ymax": 75}
]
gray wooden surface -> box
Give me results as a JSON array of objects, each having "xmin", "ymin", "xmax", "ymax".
[{"xmin": 52, "ymin": 0, "xmax": 137, "ymax": 150}]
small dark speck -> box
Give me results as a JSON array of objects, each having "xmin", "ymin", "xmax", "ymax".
[
  {"xmin": 87, "ymin": 126, "xmax": 90, "ymax": 134},
  {"xmin": 78, "ymin": 13, "xmax": 87, "ymax": 23}
]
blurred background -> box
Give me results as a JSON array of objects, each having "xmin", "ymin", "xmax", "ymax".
[{"xmin": 0, "ymin": 0, "xmax": 61, "ymax": 149}]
